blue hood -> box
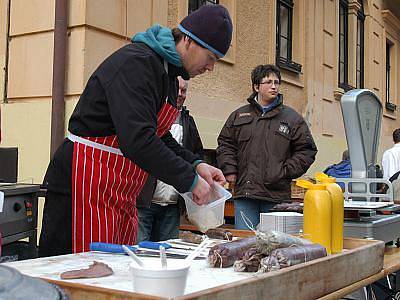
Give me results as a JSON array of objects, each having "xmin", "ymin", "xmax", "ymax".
[{"xmin": 132, "ymin": 24, "xmax": 182, "ymax": 67}]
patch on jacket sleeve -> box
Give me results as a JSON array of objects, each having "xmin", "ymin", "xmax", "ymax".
[
  {"xmin": 278, "ymin": 122, "xmax": 290, "ymax": 135},
  {"xmin": 238, "ymin": 112, "xmax": 252, "ymax": 117}
]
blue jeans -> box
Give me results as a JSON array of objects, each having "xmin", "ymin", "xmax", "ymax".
[
  {"xmin": 137, "ymin": 203, "xmax": 180, "ymax": 243},
  {"xmin": 234, "ymin": 198, "xmax": 276, "ymax": 230}
]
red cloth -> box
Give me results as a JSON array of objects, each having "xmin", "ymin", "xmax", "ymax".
[{"xmin": 71, "ymin": 103, "xmax": 179, "ymax": 253}]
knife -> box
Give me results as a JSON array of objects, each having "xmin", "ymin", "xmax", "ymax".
[
  {"xmin": 138, "ymin": 241, "xmax": 198, "ymax": 251},
  {"xmin": 90, "ymin": 242, "xmax": 205, "ymax": 259},
  {"xmin": 90, "ymin": 242, "xmax": 137, "ymax": 253}
]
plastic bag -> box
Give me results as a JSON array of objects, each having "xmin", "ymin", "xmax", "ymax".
[
  {"xmin": 256, "ymin": 230, "xmax": 312, "ymax": 255},
  {"xmin": 259, "ymin": 244, "xmax": 327, "ymax": 273}
]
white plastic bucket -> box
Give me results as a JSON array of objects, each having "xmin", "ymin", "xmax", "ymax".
[
  {"xmin": 181, "ymin": 183, "xmax": 232, "ymax": 232},
  {"xmin": 130, "ymin": 262, "xmax": 190, "ymax": 297}
]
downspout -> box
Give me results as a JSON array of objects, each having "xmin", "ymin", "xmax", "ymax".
[
  {"xmin": 3, "ymin": 0, "xmax": 11, "ymax": 104},
  {"xmin": 1, "ymin": 0, "xmax": 12, "ymax": 143},
  {"xmin": 50, "ymin": 0, "xmax": 68, "ymax": 157}
]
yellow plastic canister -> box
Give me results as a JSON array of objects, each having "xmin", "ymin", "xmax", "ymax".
[
  {"xmin": 315, "ymin": 172, "xmax": 344, "ymax": 254},
  {"xmin": 296, "ymin": 179, "xmax": 332, "ymax": 254}
]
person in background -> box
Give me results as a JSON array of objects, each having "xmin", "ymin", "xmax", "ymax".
[
  {"xmin": 136, "ymin": 77, "xmax": 204, "ymax": 242},
  {"xmin": 323, "ymin": 150, "xmax": 351, "ymax": 190},
  {"xmin": 387, "ymin": 170, "xmax": 400, "ymax": 202},
  {"xmin": 324, "ymin": 150, "xmax": 352, "ymax": 178},
  {"xmin": 39, "ymin": 5, "xmax": 232, "ymax": 257},
  {"xmin": 382, "ymin": 128, "xmax": 400, "ymax": 179},
  {"xmin": 216, "ymin": 64, "xmax": 317, "ymax": 229}
]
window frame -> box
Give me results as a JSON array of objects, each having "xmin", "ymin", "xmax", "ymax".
[
  {"xmin": 188, "ymin": 0, "xmax": 219, "ymax": 14},
  {"xmin": 276, "ymin": 0, "xmax": 302, "ymax": 74},
  {"xmin": 338, "ymin": 0, "xmax": 353, "ymax": 91},
  {"xmin": 385, "ymin": 40, "xmax": 397, "ymax": 111},
  {"xmin": 356, "ymin": 2, "xmax": 365, "ymax": 89}
]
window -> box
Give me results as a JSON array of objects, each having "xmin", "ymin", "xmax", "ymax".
[
  {"xmin": 276, "ymin": 0, "xmax": 302, "ymax": 73},
  {"xmin": 188, "ymin": 0, "xmax": 219, "ymax": 14},
  {"xmin": 356, "ymin": 2, "xmax": 364, "ymax": 89},
  {"xmin": 338, "ymin": 0, "xmax": 351, "ymax": 90},
  {"xmin": 386, "ymin": 40, "xmax": 396, "ymax": 111}
]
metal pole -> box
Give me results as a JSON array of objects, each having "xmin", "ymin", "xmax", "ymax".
[{"xmin": 50, "ymin": 0, "xmax": 68, "ymax": 157}]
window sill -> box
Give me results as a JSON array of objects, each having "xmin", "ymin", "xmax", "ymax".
[
  {"xmin": 334, "ymin": 88, "xmax": 344, "ymax": 101},
  {"xmin": 338, "ymin": 83, "xmax": 355, "ymax": 92},
  {"xmin": 276, "ymin": 57, "xmax": 302, "ymax": 74},
  {"xmin": 386, "ymin": 102, "xmax": 397, "ymax": 111}
]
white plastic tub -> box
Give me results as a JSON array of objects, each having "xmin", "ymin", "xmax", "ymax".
[
  {"xmin": 181, "ymin": 183, "xmax": 232, "ymax": 232},
  {"xmin": 130, "ymin": 262, "xmax": 190, "ymax": 298}
]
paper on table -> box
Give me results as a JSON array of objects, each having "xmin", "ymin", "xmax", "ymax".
[{"xmin": 0, "ymin": 191, "xmax": 4, "ymax": 212}]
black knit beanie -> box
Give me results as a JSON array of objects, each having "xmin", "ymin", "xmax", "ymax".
[{"xmin": 178, "ymin": 5, "xmax": 233, "ymax": 58}]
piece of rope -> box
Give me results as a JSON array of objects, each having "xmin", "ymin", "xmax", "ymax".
[{"xmin": 240, "ymin": 210, "xmax": 257, "ymax": 232}]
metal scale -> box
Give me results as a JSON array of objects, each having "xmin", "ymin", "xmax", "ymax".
[{"xmin": 338, "ymin": 89, "xmax": 400, "ymax": 243}]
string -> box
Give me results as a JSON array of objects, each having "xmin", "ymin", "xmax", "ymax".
[
  {"xmin": 240, "ymin": 210, "xmax": 257, "ymax": 232},
  {"xmin": 215, "ymin": 250, "xmax": 223, "ymax": 268}
]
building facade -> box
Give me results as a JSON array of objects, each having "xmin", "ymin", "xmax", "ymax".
[{"xmin": 0, "ymin": 0, "xmax": 399, "ymax": 184}]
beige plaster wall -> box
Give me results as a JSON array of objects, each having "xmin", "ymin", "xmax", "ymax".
[{"xmin": 0, "ymin": 0, "xmax": 400, "ymax": 194}]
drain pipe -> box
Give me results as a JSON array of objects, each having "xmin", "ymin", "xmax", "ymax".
[{"xmin": 50, "ymin": 0, "xmax": 68, "ymax": 157}]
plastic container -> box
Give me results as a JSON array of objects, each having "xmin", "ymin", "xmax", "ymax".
[
  {"xmin": 130, "ymin": 262, "xmax": 190, "ymax": 297},
  {"xmin": 181, "ymin": 182, "xmax": 232, "ymax": 232},
  {"xmin": 315, "ymin": 172, "xmax": 344, "ymax": 254},
  {"xmin": 296, "ymin": 179, "xmax": 332, "ymax": 254}
]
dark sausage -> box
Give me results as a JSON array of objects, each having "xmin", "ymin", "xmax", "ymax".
[
  {"xmin": 208, "ymin": 236, "xmax": 257, "ymax": 268},
  {"xmin": 205, "ymin": 228, "xmax": 233, "ymax": 241}
]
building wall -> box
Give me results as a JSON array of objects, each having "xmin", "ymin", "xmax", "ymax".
[{"xmin": 1, "ymin": 0, "xmax": 400, "ymax": 239}]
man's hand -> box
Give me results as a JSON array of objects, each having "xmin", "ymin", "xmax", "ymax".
[
  {"xmin": 225, "ymin": 174, "xmax": 237, "ymax": 195},
  {"xmin": 191, "ymin": 176, "xmax": 211, "ymax": 205},
  {"xmin": 225, "ymin": 174, "xmax": 237, "ymax": 184},
  {"xmin": 195, "ymin": 163, "xmax": 226, "ymax": 186}
]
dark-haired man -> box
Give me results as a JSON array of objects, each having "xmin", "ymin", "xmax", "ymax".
[
  {"xmin": 217, "ymin": 64, "xmax": 317, "ymax": 229},
  {"xmin": 382, "ymin": 128, "xmax": 400, "ymax": 179},
  {"xmin": 39, "ymin": 5, "xmax": 232, "ymax": 256}
]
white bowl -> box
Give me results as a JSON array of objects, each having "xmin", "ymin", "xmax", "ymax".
[
  {"xmin": 181, "ymin": 183, "xmax": 232, "ymax": 232},
  {"xmin": 130, "ymin": 262, "xmax": 190, "ymax": 298}
]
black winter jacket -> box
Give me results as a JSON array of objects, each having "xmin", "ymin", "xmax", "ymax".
[{"xmin": 43, "ymin": 42, "xmax": 200, "ymax": 195}]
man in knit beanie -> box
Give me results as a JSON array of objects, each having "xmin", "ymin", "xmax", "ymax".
[
  {"xmin": 173, "ymin": 4, "xmax": 233, "ymax": 77},
  {"xmin": 40, "ymin": 4, "xmax": 233, "ymax": 256}
]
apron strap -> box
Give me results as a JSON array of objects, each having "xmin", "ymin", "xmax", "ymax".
[
  {"xmin": 67, "ymin": 132, "xmax": 123, "ymax": 156},
  {"xmin": 163, "ymin": 60, "xmax": 168, "ymax": 74},
  {"xmin": 163, "ymin": 60, "xmax": 170, "ymax": 104}
]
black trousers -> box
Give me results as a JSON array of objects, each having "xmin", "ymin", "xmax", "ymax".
[{"xmin": 38, "ymin": 191, "xmax": 72, "ymax": 257}]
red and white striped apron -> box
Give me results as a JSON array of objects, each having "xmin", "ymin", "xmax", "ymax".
[{"xmin": 69, "ymin": 92, "xmax": 179, "ymax": 253}]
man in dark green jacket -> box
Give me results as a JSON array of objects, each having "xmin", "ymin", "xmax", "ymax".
[{"xmin": 217, "ymin": 65, "xmax": 317, "ymax": 229}]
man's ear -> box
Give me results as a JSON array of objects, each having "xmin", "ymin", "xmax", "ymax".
[
  {"xmin": 183, "ymin": 36, "xmax": 192, "ymax": 50},
  {"xmin": 254, "ymin": 84, "xmax": 259, "ymax": 93}
]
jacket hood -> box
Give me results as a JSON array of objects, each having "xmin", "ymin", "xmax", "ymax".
[{"xmin": 132, "ymin": 24, "xmax": 182, "ymax": 67}]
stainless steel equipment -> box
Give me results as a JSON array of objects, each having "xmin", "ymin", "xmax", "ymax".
[
  {"xmin": 0, "ymin": 184, "xmax": 40, "ymax": 260},
  {"xmin": 340, "ymin": 89, "xmax": 400, "ymax": 243},
  {"xmin": 344, "ymin": 215, "xmax": 400, "ymax": 243}
]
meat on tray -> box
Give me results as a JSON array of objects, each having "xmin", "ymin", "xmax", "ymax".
[
  {"xmin": 208, "ymin": 236, "xmax": 257, "ymax": 268},
  {"xmin": 205, "ymin": 228, "xmax": 233, "ymax": 241},
  {"xmin": 60, "ymin": 261, "xmax": 113, "ymax": 279},
  {"xmin": 259, "ymin": 244, "xmax": 327, "ymax": 272},
  {"xmin": 233, "ymin": 246, "xmax": 266, "ymax": 272}
]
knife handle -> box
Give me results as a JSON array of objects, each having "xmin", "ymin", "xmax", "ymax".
[
  {"xmin": 138, "ymin": 241, "xmax": 172, "ymax": 250},
  {"xmin": 90, "ymin": 242, "xmax": 137, "ymax": 253}
]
